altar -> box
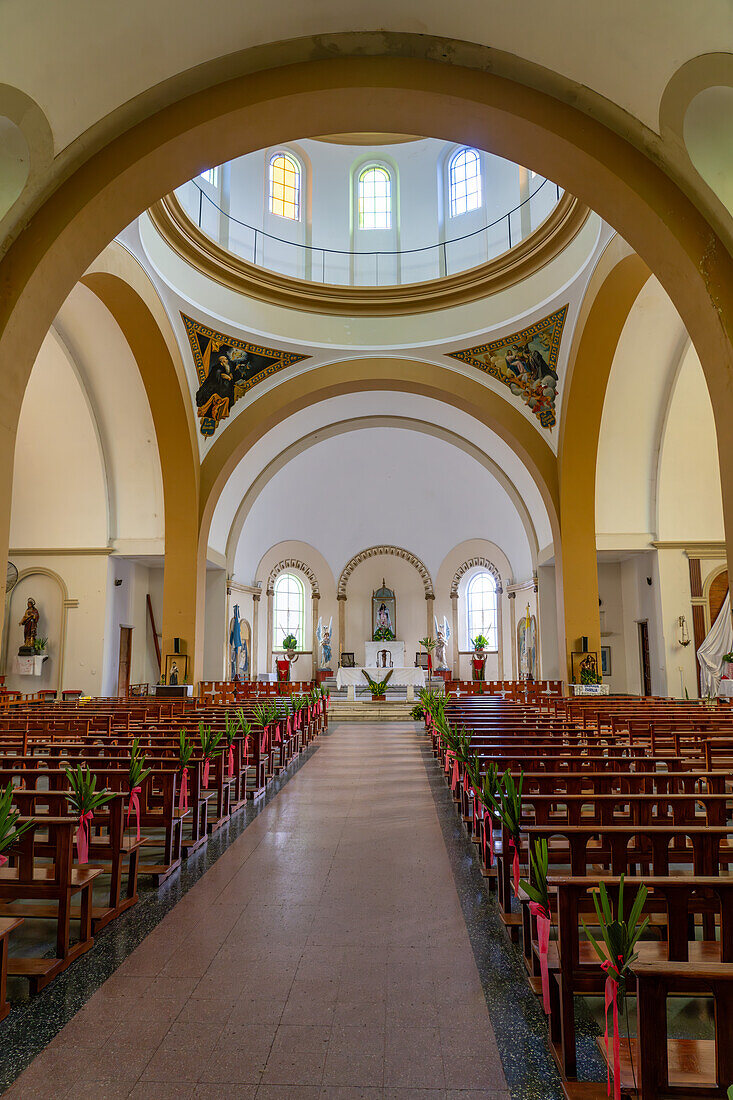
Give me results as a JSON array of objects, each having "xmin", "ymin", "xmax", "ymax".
[
  {"xmin": 336, "ymin": 666, "xmax": 425, "ymax": 702},
  {"xmin": 364, "ymin": 640, "xmax": 405, "ymax": 667}
]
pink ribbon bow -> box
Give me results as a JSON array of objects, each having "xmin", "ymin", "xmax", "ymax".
[
  {"xmin": 508, "ymin": 836, "xmax": 520, "ymax": 897},
  {"xmin": 126, "ymin": 785, "xmax": 142, "ymax": 841},
  {"xmin": 244, "ymin": 734, "xmax": 253, "ymax": 763},
  {"xmin": 261, "ymin": 726, "xmax": 269, "ymax": 752},
  {"xmin": 484, "ymin": 813, "xmax": 495, "ymax": 867},
  {"xmin": 203, "ymin": 758, "xmax": 210, "ymax": 788},
  {"xmin": 179, "ymin": 767, "xmax": 189, "ymax": 814},
  {"xmin": 228, "ymin": 744, "xmax": 235, "ymax": 777},
  {"xmin": 76, "ymin": 810, "xmax": 94, "ymax": 864},
  {"xmin": 601, "ymin": 959, "xmax": 622, "ymax": 1100},
  {"xmin": 529, "ymin": 902, "xmax": 552, "ymax": 1014},
  {"xmin": 0, "ymin": 854, "xmax": 7, "ymax": 868},
  {"xmin": 451, "ymin": 758, "xmax": 459, "ymax": 791}
]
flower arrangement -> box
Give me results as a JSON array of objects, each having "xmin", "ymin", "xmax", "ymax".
[
  {"xmin": 282, "ymin": 633, "xmax": 298, "ymax": 651},
  {"xmin": 372, "ymin": 625, "xmax": 395, "ymax": 641},
  {"xmin": 472, "ymin": 634, "xmax": 489, "ymax": 651},
  {"xmin": 362, "ymin": 669, "xmax": 393, "ymax": 698},
  {"xmin": 723, "ymin": 652, "xmax": 733, "ymax": 663},
  {"xmin": 0, "ymin": 781, "xmax": 33, "ymax": 865}
]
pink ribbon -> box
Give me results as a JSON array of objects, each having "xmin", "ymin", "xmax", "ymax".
[
  {"xmin": 486, "ymin": 813, "xmax": 495, "ymax": 867},
  {"xmin": 451, "ymin": 758, "xmax": 459, "ymax": 791},
  {"xmin": 228, "ymin": 744, "xmax": 234, "ymax": 777},
  {"xmin": 275, "ymin": 724, "xmax": 282, "ymax": 744},
  {"xmin": 76, "ymin": 810, "xmax": 93, "ymax": 864},
  {"xmin": 0, "ymin": 854, "xmax": 7, "ymax": 867},
  {"xmin": 261, "ymin": 726, "xmax": 269, "ymax": 752},
  {"xmin": 244, "ymin": 734, "xmax": 253, "ymax": 763},
  {"xmin": 126, "ymin": 785, "xmax": 142, "ymax": 841},
  {"xmin": 529, "ymin": 902, "xmax": 551, "ymax": 1014},
  {"xmin": 601, "ymin": 960, "xmax": 622, "ymax": 1100},
  {"xmin": 203, "ymin": 758, "xmax": 210, "ymax": 788},
  {"xmin": 179, "ymin": 767, "xmax": 189, "ymax": 814},
  {"xmin": 508, "ymin": 836, "xmax": 520, "ymax": 896}
]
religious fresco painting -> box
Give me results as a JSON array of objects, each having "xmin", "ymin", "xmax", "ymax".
[
  {"xmin": 446, "ymin": 305, "xmax": 568, "ymax": 428},
  {"xmin": 182, "ymin": 313, "xmax": 309, "ymax": 437}
]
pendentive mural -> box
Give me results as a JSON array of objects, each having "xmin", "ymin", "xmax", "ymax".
[
  {"xmin": 446, "ymin": 305, "xmax": 568, "ymax": 428},
  {"xmin": 182, "ymin": 314, "xmax": 310, "ymax": 437}
]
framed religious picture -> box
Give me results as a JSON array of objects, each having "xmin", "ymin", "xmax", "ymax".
[
  {"xmin": 164, "ymin": 653, "xmax": 188, "ymax": 685},
  {"xmin": 571, "ymin": 650, "xmax": 599, "ymax": 684},
  {"xmin": 601, "ymin": 646, "xmax": 612, "ymax": 677}
]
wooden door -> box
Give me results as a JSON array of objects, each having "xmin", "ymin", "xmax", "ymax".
[
  {"xmin": 117, "ymin": 626, "xmax": 133, "ymax": 698},
  {"xmin": 638, "ymin": 620, "xmax": 652, "ymax": 697}
]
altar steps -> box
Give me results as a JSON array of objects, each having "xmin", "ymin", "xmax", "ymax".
[{"xmin": 327, "ymin": 698, "xmax": 416, "ymax": 722}]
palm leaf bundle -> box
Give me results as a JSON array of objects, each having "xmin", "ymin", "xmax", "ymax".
[
  {"xmin": 198, "ymin": 722, "xmax": 223, "ymax": 788},
  {"xmin": 128, "ymin": 736, "xmax": 152, "ymax": 791},
  {"xmin": 0, "ymin": 781, "xmax": 34, "ymax": 860},
  {"xmin": 362, "ymin": 669, "xmax": 393, "ymax": 696},
  {"xmin": 582, "ymin": 875, "xmax": 649, "ymax": 1008},
  {"xmin": 65, "ymin": 764, "xmax": 114, "ymax": 864}
]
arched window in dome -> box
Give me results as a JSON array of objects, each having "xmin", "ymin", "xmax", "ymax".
[
  {"xmin": 466, "ymin": 571, "xmax": 497, "ymax": 648},
  {"xmin": 199, "ymin": 165, "xmax": 219, "ymax": 187},
  {"xmin": 268, "ymin": 152, "xmax": 301, "ymax": 220},
  {"xmin": 449, "ymin": 147, "xmax": 482, "ymax": 217},
  {"xmin": 273, "ymin": 572, "xmax": 305, "ymax": 650},
  {"xmin": 358, "ymin": 165, "xmax": 392, "ymax": 230}
]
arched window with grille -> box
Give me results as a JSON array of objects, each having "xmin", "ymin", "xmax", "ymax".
[
  {"xmin": 273, "ymin": 572, "xmax": 305, "ymax": 650},
  {"xmin": 268, "ymin": 152, "xmax": 301, "ymax": 220},
  {"xmin": 466, "ymin": 571, "xmax": 498, "ymax": 648},
  {"xmin": 358, "ymin": 165, "xmax": 392, "ymax": 230},
  {"xmin": 449, "ymin": 147, "xmax": 482, "ymax": 217}
]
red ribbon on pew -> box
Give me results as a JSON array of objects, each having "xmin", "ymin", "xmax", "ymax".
[
  {"xmin": 601, "ymin": 958, "xmax": 622, "ymax": 1100},
  {"xmin": 203, "ymin": 758, "xmax": 210, "ymax": 788},
  {"xmin": 261, "ymin": 725, "xmax": 269, "ymax": 752},
  {"xmin": 244, "ymin": 734, "xmax": 253, "ymax": 763},
  {"xmin": 227, "ymin": 745, "xmax": 234, "ymax": 777},
  {"xmin": 76, "ymin": 810, "xmax": 93, "ymax": 865},
  {"xmin": 486, "ymin": 812, "xmax": 495, "ymax": 867},
  {"xmin": 529, "ymin": 902, "xmax": 551, "ymax": 1014},
  {"xmin": 0, "ymin": 855, "xmax": 7, "ymax": 867},
  {"xmin": 126, "ymin": 785, "xmax": 142, "ymax": 841},
  {"xmin": 275, "ymin": 723, "xmax": 282, "ymax": 744},
  {"xmin": 451, "ymin": 758, "xmax": 459, "ymax": 791},
  {"xmin": 508, "ymin": 836, "xmax": 520, "ymax": 896},
  {"xmin": 179, "ymin": 767, "xmax": 189, "ymax": 814}
]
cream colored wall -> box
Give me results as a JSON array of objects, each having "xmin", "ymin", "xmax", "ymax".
[
  {"xmin": 10, "ymin": 330, "xmax": 108, "ymax": 547},
  {"xmin": 203, "ymin": 568, "xmax": 228, "ymax": 680},
  {"xmin": 102, "ymin": 557, "xmax": 163, "ymax": 694}
]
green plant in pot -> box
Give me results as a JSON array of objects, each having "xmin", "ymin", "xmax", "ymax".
[
  {"xmin": 0, "ymin": 781, "xmax": 34, "ymax": 867},
  {"xmin": 362, "ymin": 668, "xmax": 393, "ymax": 700},
  {"xmin": 65, "ymin": 764, "xmax": 114, "ymax": 864},
  {"xmin": 282, "ymin": 633, "xmax": 298, "ymax": 655},
  {"xmin": 32, "ymin": 635, "xmax": 48, "ymax": 655},
  {"xmin": 485, "ymin": 768, "xmax": 524, "ymax": 897},
  {"xmin": 472, "ymin": 634, "xmax": 489, "ymax": 653}
]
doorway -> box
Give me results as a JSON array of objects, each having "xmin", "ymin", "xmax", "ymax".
[
  {"xmin": 638, "ymin": 620, "xmax": 651, "ymax": 697},
  {"xmin": 117, "ymin": 626, "xmax": 133, "ymax": 698}
]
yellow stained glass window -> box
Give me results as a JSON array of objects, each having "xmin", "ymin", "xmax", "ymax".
[
  {"xmin": 269, "ymin": 153, "xmax": 301, "ymax": 220},
  {"xmin": 358, "ymin": 166, "xmax": 391, "ymax": 230}
]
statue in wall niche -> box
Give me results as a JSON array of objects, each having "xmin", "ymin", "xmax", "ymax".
[
  {"xmin": 18, "ymin": 598, "xmax": 39, "ymax": 655},
  {"xmin": 316, "ymin": 617, "xmax": 333, "ymax": 670}
]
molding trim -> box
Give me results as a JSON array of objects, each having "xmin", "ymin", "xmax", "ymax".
[
  {"xmin": 450, "ymin": 557, "xmax": 503, "ymax": 598},
  {"xmin": 338, "ymin": 545, "xmax": 434, "ymax": 598},
  {"xmin": 652, "ymin": 541, "xmax": 727, "ymax": 557},
  {"xmin": 9, "ymin": 547, "xmax": 113, "ymax": 557},
  {"xmin": 266, "ymin": 559, "xmax": 321, "ymax": 598},
  {"xmin": 148, "ymin": 189, "xmax": 588, "ymax": 317}
]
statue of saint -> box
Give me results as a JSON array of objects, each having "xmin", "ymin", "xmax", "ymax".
[
  {"xmin": 168, "ymin": 661, "xmax": 179, "ymax": 686},
  {"xmin": 19, "ymin": 598, "xmax": 39, "ymax": 651},
  {"xmin": 433, "ymin": 615, "xmax": 451, "ymax": 671}
]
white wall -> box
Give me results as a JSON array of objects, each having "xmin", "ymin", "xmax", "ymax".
[{"xmin": 101, "ymin": 557, "xmax": 163, "ymax": 695}]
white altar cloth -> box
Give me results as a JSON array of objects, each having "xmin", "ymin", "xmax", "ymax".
[
  {"xmin": 337, "ymin": 666, "xmax": 425, "ymax": 701},
  {"xmin": 718, "ymin": 679, "xmax": 733, "ymax": 699}
]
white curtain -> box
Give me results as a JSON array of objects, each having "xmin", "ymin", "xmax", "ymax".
[{"xmin": 697, "ymin": 590, "xmax": 732, "ymax": 696}]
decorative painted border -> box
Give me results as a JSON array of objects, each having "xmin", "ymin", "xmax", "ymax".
[
  {"xmin": 266, "ymin": 558, "xmax": 321, "ymax": 598},
  {"xmin": 450, "ymin": 557, "xmax": 503, "ymax": 597},
  {"xmin": 338, "ymin": 545, "xmax": 434, "ymax": 599}
]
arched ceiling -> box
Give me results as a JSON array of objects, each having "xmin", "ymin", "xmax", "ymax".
[{"xmin": 234, "ymin": 425, "xmax": 535, "ymax": 585}]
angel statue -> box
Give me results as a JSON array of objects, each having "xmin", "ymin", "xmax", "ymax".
[
  {"xmin": 433, "ymin": 615, "xmax": 451, "ymax": 671},
  {"xmin": 316, "ymin": 616, "xmax": 333, "ymax": 669}
]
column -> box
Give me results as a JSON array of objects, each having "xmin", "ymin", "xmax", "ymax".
[
  {"xmin": 338, "ymin": 594, "xmax": 346, "ymax": 664},
  {"xmin": 161, "ymin": 532, "xmax": 206, "ymax": 686},
  {"xmin": 507, "ymin": 592, "xmax": 517, "ymax": 680},
  {"xmin": 266, "ymin": 587, "xmax": 273, "ymax": 679},
  {"xmin": 451, "ymin": 593, "xmax": 459, "ymax": 678},
  {"xmin": 252, "ymin": 591, "xmax": 260, "ymax": 679},
  {"xmin": 496, "ymin": 586, "xmax": 504, "ymax": 679},
  {"xmin": 426, "ymin": 593, "xmax": 435, "ymax": 640},
  {"xmin": 312, "ymin": 592, "xmax": 319, "ymax": 680}
]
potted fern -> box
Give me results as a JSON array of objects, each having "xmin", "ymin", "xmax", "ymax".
[
  {"xmin": 126, "ymin": 737, "xmax": 151, "ymax": 841},
  {"xmin": 362, "ymin": 668, "xmax": 393, "ymax": 701},
  {"xmin": 520, "ymin": 838, "xmax": 552, "ymax": 1014},
  {"xmin": 582, "ymin": 876, "xmax": 649, "ymax": 1100},
  {"xmin": 178, "ymin": 728, "xmax": 193, "ymax": 813},
  {"xmin": 65, "ymin": 764, "xmax": 114, "ymax": 864},
  {"xmin": 0, "ymin": 781, "xmax": 33, "ymax": 867},
  {"xmin": 198, "ymin": 722, "xmax": 223, "ymax": 788}
]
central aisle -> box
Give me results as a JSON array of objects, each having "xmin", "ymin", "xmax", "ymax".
[{"xmin": 10, "ymin": 722, "xmax": 510, "ymax": 1098}]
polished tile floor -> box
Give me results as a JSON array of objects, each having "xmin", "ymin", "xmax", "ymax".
[{"xmin": 7, "ymin": 722, "xmax": 509, "ymax": 1099}]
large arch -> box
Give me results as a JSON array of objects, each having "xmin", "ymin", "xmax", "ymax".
[
  {"xmin": 79, "ymin": 244, "xmax": 201, "ymax": 672},
  {"xmin": 2, "ymin": 54, "xmax": 733, "ymax": 674},
  {"xmin": 338, "ymin": 546, "xmax": 434, "ymax": 599},
  {"xmin": 223, "ymin": 414, "xmax": 541, "ymax": 574},
  {"xmin": 557, "ymin": 240, "xmax": 652, "ymax": 678}
]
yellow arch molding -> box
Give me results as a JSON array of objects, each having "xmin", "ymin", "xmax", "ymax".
[
  {"xmin": 557, "ymin": 242, "xmax": 652, "ymax": 679},
  {"xmin": 81, "ymin": 246, "xmax": 202, "ymax": 672}
]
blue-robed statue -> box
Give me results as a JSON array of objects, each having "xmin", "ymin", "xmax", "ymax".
[
  {"xmin": 316, "ymin": 615, "xmax": 333, "ymax": 669},
  {"xmin": 229, "ymin": 604, "xmax": 242, "ymax": 680}
]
